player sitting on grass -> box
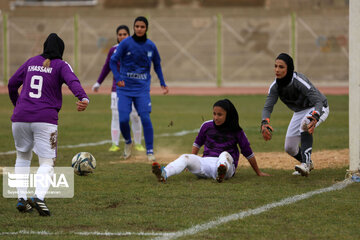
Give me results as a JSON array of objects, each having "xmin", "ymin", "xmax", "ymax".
[
  {"xmin": 152, "ymin": 99, "xmax": 270, "ymax": 183},
  {"xmin": 260, "ymin": 53, "xmax": 329, "ymax": 176}
]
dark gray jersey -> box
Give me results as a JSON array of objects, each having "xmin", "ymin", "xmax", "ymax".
[{"xmin": 262, "ymin": 72, "xmax": 328, "ymax": 120}]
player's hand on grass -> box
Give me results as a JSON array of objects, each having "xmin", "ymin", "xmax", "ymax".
[
  {"xmin": 258, "ymin": 171, "xmax": 271, "ymax": 177},
  {"xmin": 76, "ymin": 98, "xmax": 89, "ymax": 111}
]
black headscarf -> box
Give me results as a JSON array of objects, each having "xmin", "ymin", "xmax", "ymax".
[
  {"xmin": 132, "ymin": 16, "xmax": 148, "ymax": 43},
  {"xmin": 213, "ymin": 99, "xmax": 242, "ymax": 132},
  {"xmin": 41, "ymin": 33, "xmax": 64, "ymax": 60},
  {"xmin": 116, "ymin": 25, "xmax": 130, "ymax": 43},
  {"xmin": 275, "ymin": 53, "xmax": 294, "ymax": 88}
]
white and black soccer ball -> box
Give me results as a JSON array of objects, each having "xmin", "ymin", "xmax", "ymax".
[{"xmin": 71, "ymin": 152, "xmax": 96, "ymax": 176}]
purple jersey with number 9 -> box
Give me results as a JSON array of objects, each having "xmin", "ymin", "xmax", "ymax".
[{"xmin": 8, "ymin": 55, "xmax": 88, "ymax": 125}]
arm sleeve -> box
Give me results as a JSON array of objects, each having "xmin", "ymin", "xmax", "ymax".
[
  {"xmin": 193, "ymin": 124, "xmax": 206, "ymax": 149},
  {"xmin": 61, "ymin": 62, "xmax": 89, "ymax": 101},
  {"xmin": 8, "ymin": 62, "xmax": 27, "ymax": 106},
  {"xmin": 96, "ymin": 47, "xmax": 114, "ymax": 84},
  {"xmin": 238, "ymin": 130, "xmax": 254, "ymax": 159},
  {"xmin": 110, "ymin": 44, "xmax": 123, "ymax": 83},
  {"xmin": 261, "ymin": 82, "xmax": 279, "ymax": 120},
  {"xmin": 152, "ymin": 45, "xmax": 166, "ymax": 87}
]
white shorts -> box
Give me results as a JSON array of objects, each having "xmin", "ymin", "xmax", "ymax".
[
  {"xmin": 192, "ymin": 154, "xmax": 235, "ymax": 180},
  {"xmin": 12, "ymin": 122, "xmax": 58, "ymax": 159},
  {"xmin": 286, "ymin": 106, "xmax": 330, "ymax": 137}
]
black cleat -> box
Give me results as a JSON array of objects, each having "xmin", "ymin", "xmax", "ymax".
[
  {"xmin": 152, "ymin": 162, "xmax": 167, "ymax": 182},
  {"xmin": 216, "ymin": 164, "xmax": 227, "ymax": 183},
  {"xmin": 28, "ymin": 196, "xmax": 51, "ymax": 216},
  {"xmin": 16, "ymin": 198, "xmax": 33, "ymax": 213}
]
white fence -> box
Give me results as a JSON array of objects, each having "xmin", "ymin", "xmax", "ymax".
[{"xmin": 1, "ymin": 11, "xmax": 348, "ymax": 87}]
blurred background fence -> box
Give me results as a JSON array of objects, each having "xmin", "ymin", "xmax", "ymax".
[{"xmin": 0, "ymin": 4, "xmax": 348, "ymax": 87}]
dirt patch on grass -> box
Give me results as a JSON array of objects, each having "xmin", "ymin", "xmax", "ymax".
[
  {"xmin": 245, "ymin": 149, "xmax": 349, "ymax": 170},
  {"xmin": 111, "ymin": 149, "xmax": 349, "ymax": 170}
]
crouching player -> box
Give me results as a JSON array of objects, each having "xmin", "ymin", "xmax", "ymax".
[
  {"xmin": 152, "ymin": 99, "xmax": 270, "ymax": 183},
  {"xmin": 8, "ymin": 33, "xmax": 89, "ymax": 216},
  {"xmin": 260, "ymin": 53, "xmax": 329, "ymax": 176}
]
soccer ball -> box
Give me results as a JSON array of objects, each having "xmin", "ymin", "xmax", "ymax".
[{"xmin": 71, "ymin": 152, "xmax": 96, "ymax": 176}]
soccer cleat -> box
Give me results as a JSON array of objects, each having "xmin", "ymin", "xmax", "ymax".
[
  {"xmin": 147, "ymin": 154, "xmax": 156, "ymax": 162},
  {"xmin": 16, "ymin": 198, "xmax": 33, "ymax": 213},
  {"xmin": 309, "ymin": 162, "xmax": 314, "ymax": 171},
  {"xmin": 109, "ymin": 144, "xmax": 120, "ymax": 152},
  {"xmin": 295, "ymin": 163, "xmax": 310, "ymax": 177},
  {"xmin": 152, "ymin": 162, "xmax": 167, "ymax": 182},
  {"xmin": 134, "ymin": 144, "xmax": 146, "ymax": 152},
  {"xmin": 123, "ymin": 143, "xmax": 132, "ymax": 159},
  {"xmin": 216, "ymin": 164, "xmax": 227, "ymax": 183},
  {"xmin": 28, "ymin": 196, "xmax": 51, "ymax": 216},
  {"xmin": 293, "ymin": 162, "xmax": 314, "ymax": 176}
]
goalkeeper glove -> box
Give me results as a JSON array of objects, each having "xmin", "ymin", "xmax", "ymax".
[{"xmin": 261, "ymin": 118, "xmax": 273, "ymax": 141}]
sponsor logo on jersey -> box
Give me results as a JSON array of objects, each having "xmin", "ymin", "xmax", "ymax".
[
  {"xmin": 147, "ymin": 51, "xmax": 152, "ymax": 57},
  {"xmin": 127, "ymin": 51, "xmax": 131, "ymax": 56},
  {"xmin": 126, "ymin": 72, "xmax": 147, "ymax": 80}
]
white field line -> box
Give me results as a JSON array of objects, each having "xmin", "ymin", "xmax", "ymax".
[
  {"xmin": 152, "ymin": 179, "xmax": 353, "ymax": 240},
  {"xmin": 0, "ymin": 180, "xmax": 353, "ymax": 238},
  {"xmin": 0, "ymin": 230, "xmax": 171, "ymax": 237},
  {"xmin": 0, "ymin": 129, "xmax": 199, "ymax": 156}
]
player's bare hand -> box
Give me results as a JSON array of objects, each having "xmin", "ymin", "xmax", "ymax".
[
  {"xmin": 76, "ymin": 99, "xmax": 89, "ymax": 111},
  {"xmin": 162, "ymin": 86, "xmax": 169, "ymax": 95},
  {"xmin": 258, "ymin": 172, "xmax": 271, "ymax": 177},
  {"xmin": 117, "ymin": 80, "xmax": 125, "ymax": 87}
]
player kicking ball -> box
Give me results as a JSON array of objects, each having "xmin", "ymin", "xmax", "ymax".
[
  {"xmin": 8, "ymin": 33, "xmax": 89, "ymax": 216},
  {"xmin": 152, "ymin": 99, "xmax": 270, "ymax": 183}
]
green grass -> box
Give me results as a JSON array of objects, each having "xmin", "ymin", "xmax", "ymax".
[{"xmin": 0, "ymin": 94, "xmax": 357, "ymax": 240}]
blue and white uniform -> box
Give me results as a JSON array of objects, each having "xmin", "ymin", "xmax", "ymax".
[{"xmin": 110, "ymin": 36, "xmax": 167, "ymax": 155}]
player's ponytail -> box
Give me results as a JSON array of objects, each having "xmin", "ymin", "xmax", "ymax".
[{"xmin": 43, "ymin": 59, "xmax": 51, "ymax": 68}]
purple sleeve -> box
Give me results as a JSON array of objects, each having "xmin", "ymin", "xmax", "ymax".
[
  {"xmin": 193, "ymin": 122, "xmax": 207, "ymax": 148},
  {"xmin": 61, "ymin": 62, "xmax": 89, "ymax": 100},
  {"xmin": 237, "ymin": 130, "xmax": 254, "ymax": 159},
  {"xmin": 110, "ymin": 43, "xmax": 123, "ymax": 83},
  {"xmin": 97, "ymin": 47, "xmax": 115, "ymax": 84},
  {"xmin": 8, "ymin": 61, "xmax": 27, "ymax": 106}
]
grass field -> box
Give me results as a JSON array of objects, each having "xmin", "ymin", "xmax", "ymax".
[{"xmin": 0, "ymin": 94, "xmax": 358, "ymax": 240}]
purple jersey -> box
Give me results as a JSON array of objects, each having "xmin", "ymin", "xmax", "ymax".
[
  {"xmin": 8, "ymin": 55, "xmax": 88, "ymax": 125},
  {"xmin": 193, "ymin": 120, "xmax": 254, "ymax": 168},
  {"xmin": 96, "ymin": 44, "xmax": 119, "ymax": 92}
]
